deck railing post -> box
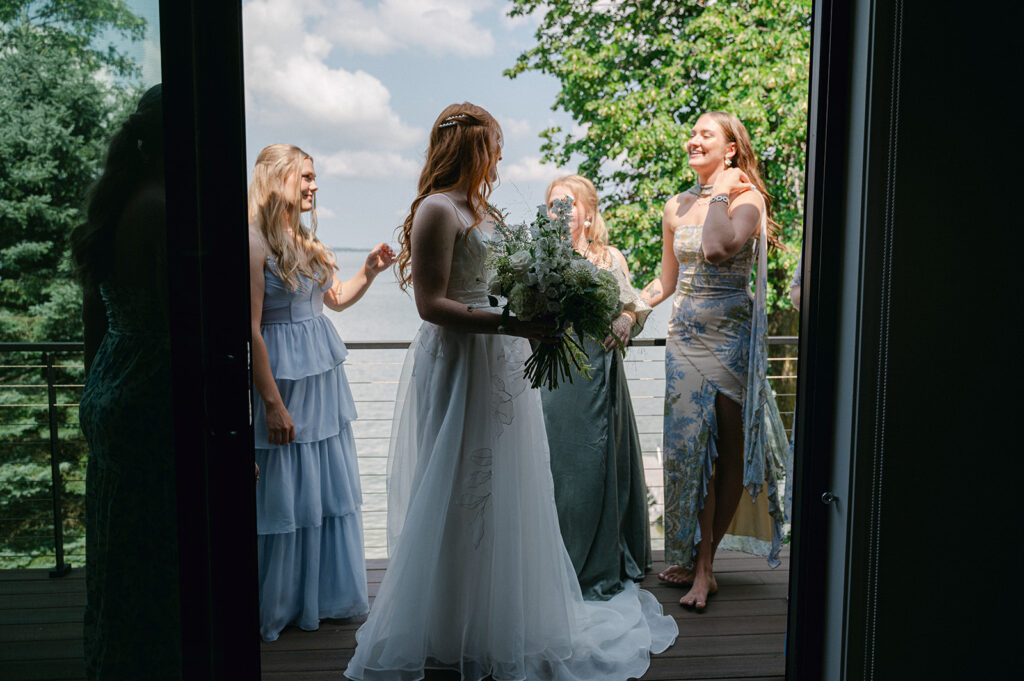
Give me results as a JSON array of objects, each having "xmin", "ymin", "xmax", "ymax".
[{"xmin": 45, "ymin": 351, "xmax": 70, "ymax": 577}]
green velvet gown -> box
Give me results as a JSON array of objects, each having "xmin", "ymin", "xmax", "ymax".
[{"xmin": 540, "ymin": 264, "xmax": 653, "ymax": 601}]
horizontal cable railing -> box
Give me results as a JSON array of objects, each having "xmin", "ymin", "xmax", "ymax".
[{"xmin": 0, "ymin": 338, "xmax": 798, "ymax": 568}]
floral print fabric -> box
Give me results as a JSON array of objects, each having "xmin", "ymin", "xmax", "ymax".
[{"xmin": 662, "ymin": 218, "xmax": 789, "ymax": 569}]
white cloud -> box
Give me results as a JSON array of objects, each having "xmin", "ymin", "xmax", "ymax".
[
  {"xmin": 318, "ymin": 150, "xmax": 421, "ymax": 179},
  {"xmin": 500, "ymin": 155, "xmax": 563, "ymax": 184},
  {"xmin": 497, "ymin": 116, "xmax": 533, "ymax": 138},
  {"xmin": 243, "ymin": 0, "xmax": 421, "ymax": 150},
  {"xmin": 318, "ymin": 0, "xmax": 495, "ymax": 57},
  {"xmin": 569, "ymin": 121, "xmax": 591, "ymax": 139},
  {"xmin": 316, "ymin": 206, "xmax": 338, "ymax": 219}
]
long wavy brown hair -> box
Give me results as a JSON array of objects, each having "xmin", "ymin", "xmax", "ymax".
[
  {"xmin": 396, "ymin": 102, "xmax": 502, "ymax": 291},
  {"xmin": 704, "ymin": 111, "xmax": 784, "ymax": 251},
  {"xmin": 248, "ymin": 144, "xmax": 336, "ymax": 290}
]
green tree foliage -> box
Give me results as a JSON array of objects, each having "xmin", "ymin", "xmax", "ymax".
[
  {"xmin": 1, "ymin": 2, "xmax": 143, "ymax": 342},
  {"xmin": 505, "ymin": 0, "xmax": 811, "ymax": 327},
  {"xmin": 0, "ymin": 1, "xmax": 145, "ymax": 567}
]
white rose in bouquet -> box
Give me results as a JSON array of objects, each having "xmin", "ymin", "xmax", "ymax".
[{"xmin": 509, "ymin": 249, "xmax": 531, "ymax": 272}]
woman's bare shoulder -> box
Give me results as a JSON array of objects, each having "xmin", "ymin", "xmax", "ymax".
[
  {"xmin": 663, "ymin": 190, "xmax": 696, "ymax": 219},
  {"xmin": 413, "ymin": 194, "xmax": 464, "ymax": 234}
]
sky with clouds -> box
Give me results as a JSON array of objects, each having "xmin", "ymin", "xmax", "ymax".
[
  {"xmin": 240, "ymin": 0, "xmax": 576, "ymax": 248},
  {"xmin": 125, "ymin": 0, "xmax": 575, "ymax": 249}
]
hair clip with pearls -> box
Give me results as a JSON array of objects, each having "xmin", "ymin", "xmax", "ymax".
[{"xmin": 438, "ymin": 114, "xmax": 468, "ymax": 129}]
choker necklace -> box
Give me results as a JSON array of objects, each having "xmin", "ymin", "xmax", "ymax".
[{"xmin": 688, "ymin": 183, "xmax": 714, "ymax": 197}]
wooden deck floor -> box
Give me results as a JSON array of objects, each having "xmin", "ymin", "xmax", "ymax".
[{"xmin": 0, "ymin": 549, "xmax": 788, "ymax": 681}]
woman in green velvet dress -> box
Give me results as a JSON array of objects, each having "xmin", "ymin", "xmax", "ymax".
[{"xmin": 540, "ymin": 175, "xmax": 654, "ymax": 601}]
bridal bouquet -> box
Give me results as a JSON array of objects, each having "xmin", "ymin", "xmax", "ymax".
[{"xmin": 486, "ymin": 199, "xmax": 621, "ymax": 390}]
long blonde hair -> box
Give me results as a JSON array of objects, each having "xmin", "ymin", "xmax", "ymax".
[
  {"xmin": 396, "ymin": 103, "xmax": 502, "ymax": 291},
  {"xmin": 704, "ymin": 111, "xmax": 783, "ymax": 251},
  {"xmin": 248, "ymin": 144, "xmax": 336, "ymax": 289},
  {"xmin": 546, "ymin": 174, "xmax": 610, "ymax": 261}
]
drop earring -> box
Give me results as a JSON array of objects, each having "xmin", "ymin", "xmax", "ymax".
[{"xmin": 725, "ymin": 157, "xmax": 732, "ymax": 167}]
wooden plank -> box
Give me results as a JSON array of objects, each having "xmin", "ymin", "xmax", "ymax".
[
  {"xmin": 0, "ymin": 556, "xmax": 790, "ymax": 681},
  {"xmin": 260, "ymin": 647, "xmax": 350, "ymax": 672},
  {"xmin": 653, "ymin": 633, "xmax": 785, "ymax": 658},
  {"xmin": 0, "ymin": 570, "xmax": 58, "ymax": 582},
  {"xmin": 0, "ymin": 658, "xmax": 85, "ymax": 681},
  {"xmin": 661, "ymin": 598, "xmax": 788, "ymax": 620},
  {"xmin": 709, "ymin": 570, "xmax": 791, "ymax": 586},
  {"xmin": 644, "ymin": 583, "xmax": 788, "ymax": 602},
  {"xmin": 2, "ymin": 593, "xmax": 86, "ymax": 610},
  {"xmin": 0, "ymin": 608, "xmax": 83, "ymax": 626},
  {"xmin": 673, "ymin": 615, "xmax": 787, "ymax": 638},
  {"xmin": 642, "ymin": 653, "xmax": 785, "ymax": 679},
  {"xmin": 259, "ymin": 655, "xmax": 787, "ymax": 681},
  {"xmin": 263, "ymin": 630, "xmax": 356, "ymax": 655},
  {"xmin": 0, "ymin": 639, "xmax": 83, "ymax": 662},
  {"xmin": 0, "ymin": 576, "xmax": 85, "ymax": 596},
  {"xmin": 0, "ymin": 622, "xmax": 82, "ymax": 642}
]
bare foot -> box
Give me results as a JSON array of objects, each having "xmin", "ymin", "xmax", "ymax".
[
  {"xmin": 657, "ymin": 565, "xmax": 694, "ymax": 586},
  {"xmin": 679, "ymin": 573, "xmax": 718, "ymax": 611}
]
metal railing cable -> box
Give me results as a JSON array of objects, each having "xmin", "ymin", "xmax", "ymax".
[{"xmin": 1, "ymin": 339, "xmax": 798, "ymax": 568}]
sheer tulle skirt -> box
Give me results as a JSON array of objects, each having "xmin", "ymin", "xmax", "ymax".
[{"xmin": 345, "ymin": 324, "xmax": 676, "ymax": 681}]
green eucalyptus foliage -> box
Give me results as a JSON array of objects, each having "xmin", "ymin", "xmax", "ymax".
[
  {"xmin": 505, "ymin": 0, "xmax": 811, "ymax": 327},
  {"xmin": 0, "ymin": 1, "xmax": 145, "ymax": 568}
]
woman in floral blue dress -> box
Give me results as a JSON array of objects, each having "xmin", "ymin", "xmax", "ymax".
[{"xmin": 640, "ymin": 112, "xmax": 789, "ymax": 610}]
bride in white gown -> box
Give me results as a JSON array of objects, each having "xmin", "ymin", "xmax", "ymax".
[{"xmin": 344, "ymin": 102, "xmax": 677, "ymax": 681}]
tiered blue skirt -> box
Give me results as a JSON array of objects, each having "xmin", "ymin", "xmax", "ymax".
[{"xmin": 255, "ymin": 314, "xmax": 369, "ymax": 642}]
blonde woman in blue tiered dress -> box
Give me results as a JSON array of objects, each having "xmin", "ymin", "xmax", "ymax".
[
  {"xmin": 248, "ymin": 144, "xmax": 394, "ymax": 641},
  {"xmin": 640, "ymin": 112, "xmax": 789, "ymax": 611}
]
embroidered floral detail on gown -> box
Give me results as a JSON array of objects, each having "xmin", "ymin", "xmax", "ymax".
[
  {"xmin": 662, "ymin": 217, "xmax": 790, "ymax": 570},
  {"xmin": 254, "ymin": 259, "xmax": 368, "ymax": 642},
  {"xmin": 79, "ymin": 284, "xmax": 181, "ymax": 680},
  {"xmin": 344, "ymin": 200, "xmax": 677, "ymax": 681}
]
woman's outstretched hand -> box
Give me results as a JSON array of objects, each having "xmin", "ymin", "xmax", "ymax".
[
  {"xmin": 711, "ymin": 167, "xmax": 755, "ymax": 201},
  {"xmin": 266, "ymin": 402, "xmax": 295, "ymax": 445},
  {"xmin": 365, "ymin": 243, "xmax": 396, "ymax": 275}
]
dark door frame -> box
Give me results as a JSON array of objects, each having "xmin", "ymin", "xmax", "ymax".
[
  {"xmin": 161, "ymin": 1, "xmax": 260, "ymax": 678},
  {"xmin": 786, "ymin": 0, "xmax": 858, "ymax": 674}
]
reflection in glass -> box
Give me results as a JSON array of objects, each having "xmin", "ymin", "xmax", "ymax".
[
  {"xmin": 1, "ymin": 2, "xmax": 173, "ymax": 679},
  {"xmin": 71, "ymin": 83, "xmax": 181, "ymax": 680}
]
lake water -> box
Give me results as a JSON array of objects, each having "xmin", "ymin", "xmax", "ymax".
[
  {"xmin": 326, "ymin": 248, "xmax": 674, "ymax": 558},
  {"xmin": 324, "ymin": 248, "xmax": 674, "ymax": 342}
]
